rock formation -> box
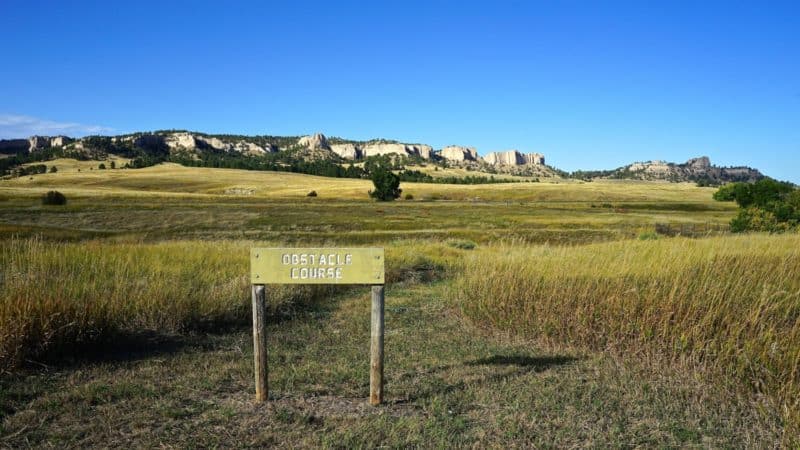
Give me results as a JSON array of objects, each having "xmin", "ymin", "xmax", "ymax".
[
  {"xmin": 614, "ymin": 156, "xmax": 762, "ymax": 183},
  {"xmin": 165, "ymin": 132, "xmax": 198, "ymax": 150},
  {"xmin": 686, "ymin": 156, "xmax": 711, "ymax": 170},
  {"xmin": 330, "ymin": 143, "xmax": 361, "ymax": 159},
  {"xmin": 154, "ymin": 132, "xmax": 270, "ymax": 154},
  {"xmin": 483, "ymin": 150, "xmax": 545, "ymax": 166},
  {"xmin": 234, "ymin": 141, "xmax": 271, "ymax": 155},
  {"xmin": 361, "ymin": 143, "xmax": 431, "ymax": 159},
  {"xmin": 196, "ymin": 136, "xmax": 232, "ymax": 152},
  {"xmin": 50, "ymin": 136, "xmax": 73, "ymax": 147},
  {"xmin": 412, "ymin": 144, "xmax": 433, "ymax": 159},
  {"xmin": 439, "ymin": 146, "xmax": 478, "ymax": 162},
  {"xmin": 523, "ymin": 153, "xmax": 545, "ymax": 165},
  {"xmin": 28, "ymin": 136, "xmax": 51, "ymax": 151},
  {"xmin": 11, "ymin": 129, "xmax": 766, "ymax": 185},
  {"xmin": 297, "ymin": 133, "xmax": 330, "ymax": 151},
  {"xmin": 22, "ymin": 135, "xmax": 74, "ymax": 152}
]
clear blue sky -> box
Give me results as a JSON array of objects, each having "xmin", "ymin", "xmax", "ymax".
[{"xmin": 2, "ymin": 0, "xmax": 798, "ymax": 181}]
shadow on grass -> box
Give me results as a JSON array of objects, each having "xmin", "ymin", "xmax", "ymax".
[
  {"xmin": 392, "ymin": 354, "xmax": 579, "ymax": 405},
  {"xmin": 6, "ymin": 285, "xmax": 361, "ymax": 376},
  {"xmin": 18, "ymin": 329, "xmax": 197, "ymax": 371},
  {"xmin": 467, "ymin": 354, "xmax": 577, "ymax": 367}
]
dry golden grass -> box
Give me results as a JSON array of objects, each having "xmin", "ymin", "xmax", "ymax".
[
  {"xmin": 2, "ymin": 160, "xmax": 720, "ymax": 203},
  {"xmin": 0, "ymin": 237, "xmax": 457, "ymax": 370},
  {"xmin": 450, "ymin": 233, "xmax": 800, "ymax": 438}
]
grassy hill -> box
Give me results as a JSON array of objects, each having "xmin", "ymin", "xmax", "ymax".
[{"xmin": 8, "ymin": 160, "xmax": 719, "ymax": 202}]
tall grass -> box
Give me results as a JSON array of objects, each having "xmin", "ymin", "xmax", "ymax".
[
  {"xmin": 450, "ymin": 234, "xmax": 800, "ymax": 434},
  {"xmin": 0, "ymin": 238, "xmax": 455, "ymax": 371}
]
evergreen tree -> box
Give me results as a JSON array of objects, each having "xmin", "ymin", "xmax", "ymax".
[{"xmin": 369, "ymin": 166, "xmax": 402, "ymax": 201}]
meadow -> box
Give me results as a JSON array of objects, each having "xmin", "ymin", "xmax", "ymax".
[{"xmin": 1, "ymin": 161, "xmax": 797, "ymax": 446}]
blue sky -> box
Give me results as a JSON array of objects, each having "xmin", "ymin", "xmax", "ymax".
[{"xmin": 2, "ymin": 1, "xmax": 798, "ymax": 181}]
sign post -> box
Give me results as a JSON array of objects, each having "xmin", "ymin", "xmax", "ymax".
[
  {"xmin": 370, "ymin": 285, "xmax": 384, "ymax": 405},
  {"xmin": 249, "ymin": 248, "xmax": 385, "ymax": 405}
]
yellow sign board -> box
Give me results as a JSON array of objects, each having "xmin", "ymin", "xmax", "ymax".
[{"xmin": 250, "ymin": 248, "xmax": 384, "ymax": 284}]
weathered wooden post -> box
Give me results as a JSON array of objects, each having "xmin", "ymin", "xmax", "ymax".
[
  {"xmin": 370, "ymin": 285, "xmax": 385, "ymax": 405},
  {"xmin": 252, "ymin": 284, "xmax": 268, "ymax": 402},
  {"xmin": 250, "ymin": 248, "xmax": 385, "ymax": 405}
]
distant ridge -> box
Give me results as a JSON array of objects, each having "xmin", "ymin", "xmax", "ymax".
[
  {"xmin": 0, "ymin": 131, "xmax": 545, "ymax": 167},
  {"xmin": 0, "ymin": 131, "xmax": 765, "ymax": 183},
  {"xmin": 572, "ymin": 156, "xmax": 763, "ymax": 184}
]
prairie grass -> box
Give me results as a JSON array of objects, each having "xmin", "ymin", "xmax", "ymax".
[
  {"xmin": 2, "ymin": 163, "xmax": 794, "ymax": 443},
  {"xmin": 4, "ymin": 160, "xmax": 721, "ymax": 202},
  {"xmin": 0, "ymin": 238, "xmax": 456, "ymax": 370},
  {"xmin": 450, "ymin": 233, "xmax": 800, "ymax": 436}
]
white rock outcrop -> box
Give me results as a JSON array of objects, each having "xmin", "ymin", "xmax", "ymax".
[
  {"xmin": 330, "ymin": 143, "xmax": 361, "ymax": 159},
  {"xmin": 484, "ymin": 150, "xmax": 545, "ymax": 166},
  {"xmin": 485, "ymin": 150, "xmax": 522, "ymax": 165},
  {"xmin": 161, "ymin": 132, "xmax": 271, "ymax": 154},
  {"xmin": 297, "ymin": 133, "xmax": 330, "ymax": 151},
  {"xmin": 440, "ymin": 145, "xmax": 478, "ymax": 161},
  {"xmin": 361, "ymin": 143, "xmax": 432, "ymax": 159},
  {"xmin": 524, "ymin": 152, "xmax": 545, "ymax": 165},
  {"xmin": 196, "ymin": 136, "xmax": 232, "ymax": 152},
  {"xmin": 28, "ymin": 136, "xmax": 50, "ymax": 151},
  {"xmin": 165, "ymin": 132, "xmax": 197, "ymax": 150},
  {"xmin": 629, "ymin": 160, "xmax": 671, "ymax": 174},
  {"xmin": 234, "ymin": 141, "xmax": 271, "ymax": 155},
  {"xmin": 411, "ymin": 144, "xmax": 433, "ymax": 159},
  {"xmin": 686, "ymin": 156, "xmax": 711, "ymax": 169},
  {"xmin": 50, "ymin": 136, "xmax": 72, "ymax": 147}
]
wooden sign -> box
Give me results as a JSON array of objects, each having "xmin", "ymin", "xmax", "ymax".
[
  {"xmin": 249, "ymin": 247, "xmax": 385, "ymax": 406},
  {"xmin": 250, "ymin": 248, "xmax": 384, "ymax": 284}
]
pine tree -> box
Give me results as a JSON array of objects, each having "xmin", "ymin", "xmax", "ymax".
[{"xmin": 368, "ymin": 166, "xmax": 402, "ymax": 201}]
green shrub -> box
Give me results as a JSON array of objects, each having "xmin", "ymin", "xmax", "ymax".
[
  {"xmin": 404, "ymin": 193, "xmax": 414, "ymax": 200},
  {"xmin": 98, "ymin": 163, "xmax": 106, "ymax": 170},
  {"xmin": 368, "ymin": 166, "xmax": 401, "ymax": 201},
  {"xmin": 49, "ymin": 166, "xmax": 58, "ymax": 173},
  {"xmin": 716, "ymin": 178, "xmax": 799, "ymax": 232},
  {"xmin": 306, "ymin": 190, "xmax": 318, "ymax": 197},
  {"xmin": 712, "ymin": 182, "xmax": 742, "ymax": 201},
  {"xmin": 41, "ymin": 191, "xmax": 67, "ymax": 206}
]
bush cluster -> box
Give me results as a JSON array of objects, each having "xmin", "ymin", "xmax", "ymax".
[
  {"xmin": 41, "ymin": 190, "xmax": 67, "ymax": 205},
  {"xmin": 713, "ymin": 179, "xmax": 800, "ymax": 232}
]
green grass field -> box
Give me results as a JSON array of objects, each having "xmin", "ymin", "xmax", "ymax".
[{"xmin": 1, "ymin": 161, "xmax": 796, "ymax": 446}]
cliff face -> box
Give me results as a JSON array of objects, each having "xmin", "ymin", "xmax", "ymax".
[
  {"xmin": 483, "ymin": 150, "xmax": 545, "ymax": 166},
  {"xmin": 0, "ymin": 135, "xmax": 76, "ymax": 153},
  {"xmin": 439, "ymin": 146, "xmax": 478, "ymax": 162},
  {"xmin": 136, "ymin": 132, "xmax": 272, "ymax": 155},
  {"xmin": 361, "ymin": 143, "xmax": 432, "ymax": 159},
  {"xmin": 330, "ymin": 143, "xmax": 361, "ymax": 159},
  {"xmin": 297, "ymin": 133, "xmax": 330, "ymax": 151}
]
